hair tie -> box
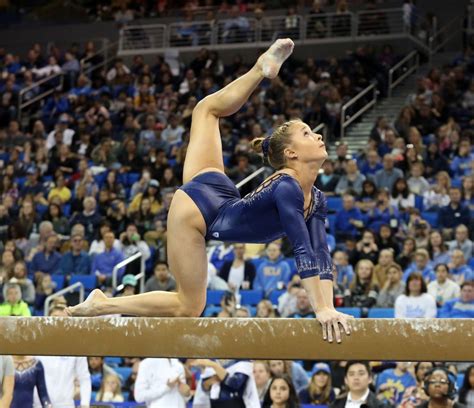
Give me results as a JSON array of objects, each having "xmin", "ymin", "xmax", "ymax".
[{"xmin": 262, "ymin": 137, "xmax": 271, "ymax": 158}]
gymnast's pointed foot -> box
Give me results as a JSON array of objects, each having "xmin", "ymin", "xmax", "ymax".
[
  {"xmin": 257, "ymin": 38, "xmax": 294, "ymax": 79},
  {"xmin": 66, "ymin": 289, "xmax": 108, "ymax": 317}
]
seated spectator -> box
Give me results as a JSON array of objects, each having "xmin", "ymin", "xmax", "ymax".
[
  {"xmin": 360, "ymin": 150, "xmax": 383, "ymax": 178},
  {"xmin": 390, "ymin": 178, "xmax": 415, "ymax": 212},
  {"xmin": 299, "ymin": 362, "xmax": 335, "ymax": 405},
  {"xmin": 314, "ymin": 159, "xmax": 339, "ymax": 195},
  {"xmin": 91, "ymin": 231, "xmax": 124, "ymax": 287},
  {"xmin": 88, "ymin": 357, "xmax": 118, "ymax": 392},
  {"xmin": 0, "ymin": 250, "xmax": 16, "ymax": 282},
  {"xmin": 448, "ymin": 249, "xmax": 473, "ymax": 285},
  {"xmin": 262, "ymin": 375, "xmax": 299, "ymax": 408},
  {"xmin": 400, "ymin": 362, "xmax": 433, "ymax": 406},
  {"xmin": 376, "ymin": 263, "xmax": 405, "ymax": 308},
  {"xmin": 367, "ymin": 189, "xmax": 399, "ymax": 232},
  {"xmin": 254, "ymin": 361, "xmax": 272, "ymax": 404},
  {"xmin": 356, "ymin": 179, "xmax": 378, "ymax": 214},
  {"xmin": 268, "ymin": 360, "xmax": 309, "ymax": 394},
  {"xmin": 0, "ymin": 283, "xmax": 31, "ymax": 316},
  {"xmin": 289, "ymin": 288, "xmax": 316, "ymax": 318},
  {"xmin": 277, "ymin": 274, "xmax": 302, "ymax": 318},
  {"xmin": 448, "ymin": 224, "xmax": 473, "ymax": 261},
  {"xmin": 374, "ymin": 249, "xmax": 395, "ymax": 286},
  {"xmin": 43, "ymin": 203, "xmax": 70, "ymax": 237},
  {"xmin": 461, "ymin": 175, "xmax": 473, "ymax": 211},
  {"xmin": 344, "ymin": 259, "xmax": 379, "ymax": 310},
  {"xmin": 144, "ymin": 261, "xmax": 176, "ymax": 292},
  {"xmin": 427, "ymin": 230, "xmax": 451, "ymax": 268},
  {"xmin": 218, "ymin": 243, "xmax": 256, "ymax": 291},
  {"xmin": 395, "ymin": 273, "xmax": 437, "ymax": 318},
  {"xmin": 134, "ymin": 358, "xmax": 190, "ymax": 408},
  {"xmin": 96, "ymin": 374, "xmax": 124, "ymax": 403},
  {"xmin": 4, "ymin": 261, "xmax": 35, "ymax": 305},
  {"xmin": 351, "ymin": 230, "xmax": 379, "ymax": 265},
  {"xmin": 450, "ymin": 138, "xmax": 474, "ymax": 178},
  {"xmin": 330, "ymin": 361, "xmax": 385, "ymax": 408},
  {"xmin": 335, "ymin": 194, "xmax": 365, "ymax": 241},
  {"xmin": 407, "ymin": 162, "xmax": 430, "ymax": 196},
  {"xmin": 47, "ymin": 172, "xmax": 72, "ymax": 204},
  {"xmin": 458, "ymin": 364, "xmax": 474, "ymax": 406},
  {"xmin": 423, "ymin": 171, "xmax": 451, "ymax": 211},
  {"xmin": 373, "ymin": 154, "xmax": 404, "ymax": 192},
  {"xmin": 256, "ymin": 299, "xmax": 277, "ymax": 318},
  {"xmin": 333, "ymin": 250, "xmax": 354, "ymax": 289},
  {"xmin": 335, "ymin": 159, "xmax": 366, "ymax": 196},
  {"xmin": 89, "ymin": 221, "xmax": 121, "ymax": 256},
  {"xmin": 69, "ymin": 197, "xmax": 102, "ymax": 242},
  {"xmin": 438, "ymin": 281, "xmax": 474, "ymax": 318},
  {"xmin": 427, "ymin": 263, "xmax": 460, "ymax": 306},
  {"xmin": 58, "ymin": 234, "xmax": 92, "ymax": 276},
  {"xmin": 417, "ymin": 367, "xmax": 464, "ymax": 408},
  {"xmin": 438, "ymin": 187, "xmax": 471, "ymax": 239},
  {"xmin": 29, "ymin": 234, "xmax": 62, "ymax": 278},
  {"xmin": 253, "ymin": 242, "xmax": 291, "ymax": 296},
  {"xmin": 377, "ymin": 224, "xmax": 400, "ymax": 256},
  {"xmin": 376, "ymin": 362, "xmax": 416, "ymax": 406},
  {"xmin": 403, "ymin": 249, "xmax": 435, "ymax": 283},
  {"xmin": 128, "ymin": 180, "xmax": 162, "ymax": 216},
  {"xmin": 130, "ymin": 170, "xmax": 151, "ymax": 200},
  {"xmin": 119, "ymin": 223, "xmax": 151, "ymax": 275}
]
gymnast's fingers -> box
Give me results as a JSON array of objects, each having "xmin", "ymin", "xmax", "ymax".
[
  {"xmin": 340, "ymin": 315, "xmax": 352, "ymax": 336},
  {"xmin": 320, "ymin": 320, "xmax": 328, "ymax": 341},
  {"xmin": 326, "ymin": 322, "xmax": 334, "ymax": 343},
  {"xmin": 332, "ymin": 320, "xmax": 342, "ymax": 344}
]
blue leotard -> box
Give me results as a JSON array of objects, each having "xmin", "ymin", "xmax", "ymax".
[{"xmin": 180, "ymin": 172, "xmax": 333, "ymax": 280}]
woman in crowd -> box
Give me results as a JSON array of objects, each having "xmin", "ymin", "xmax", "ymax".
[
  {"xmin": 356, "ymin": 179, "xmax": 378, "ymax": 214},
  {"xmin": 344, "ymin": 259, "xmax": 379, "ymax": 309},
  {"xmin": 400, "ymin": 362, "xmax": 433, "ymax": 407},
  {"xmin": 129, "ymin": 197, "xmax": 155, "ymax": 237},
  {"xmin": 459, "ymin": 364, "xmax": 474, "ymax": 407},
  {"xmin": 256, "ymin": 299, "xmax": 277, "ymax": 318},
  {"xmin": 268, "ymin": 360, "xmax": 309, "ymax": 394},
  {"xmin": 377, "ymin": 224, "xmax": 399, "ymax": 256},
  {"xmin": 43, "ymin": 202, "xmax": 70, "ymax": 237},
  {"xmin": 427, "ymin": 230, "xmax": 451, "ymax": 268},
  {"xmin": 11, "ymin": 355, "xmax": 50, "ymax": 408},
  {"xmin": 376, "ymin": 263, "xmax": 405, "ymax": 308},
  {"xmin": 298, "ymin": 362, "xmax": 336, "ymax": 405},
  {"xmin": 262, "ymin": 374, "xmax": 300, "ymax": 408},
  {"xmin": 394, "ymin": 273, "xmax": 437, "ymax": 318},
  {"xmin": 367, "ymin": 189, "xmax": 399, "ymax": 232},
  {"xmin": 351, "ymin": 230, "xmax": 379, "ymax": 265},
  {"xmin": 95, "ymin": 374, "xmax": 125, "ymax": 403},
  {"xmin": 101, "ymin": 170, "xmax": 126, "ymax": 202},
  {"xmin": 390, "ymin": 177, "xmax": 415, "ymax": 212},
  {"xmin": 128, "ymin": 180, "xmax": 162, "ymax": 215},
  {"xmin": 461, "ymin": 175, "xmax": 474, "ymax": 211},
  {"xmin": 254, "ymin": 361, "xmax": 272, "ymax": 404},
  {"xmin": 423, "ymin": 170, "xmax": 451, "ymax": 211}
]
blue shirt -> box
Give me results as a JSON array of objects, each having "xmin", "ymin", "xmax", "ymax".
[
  {"xmin": 438, "ymin": 298, "xmax": 474, "ymax": 318},
  {"xmin": 336, "ymin": 264, "xmax": 355, "ymax": 288},
  {"xmin": 450, "ymin": 265, "xmax": 473, "ymax": 283},
  {"xmin": 335, "ymin": 207, "xmax": 365, "ymax": 237},
  {"xmin": 29, "ymin": 251, "xmax": 62, "ymax": 275},
  {"xmin": 253, "ymin": 258, "xmax": 292, "ymax": 295},
  {"xmin": 376, "ymin": 369, "xmax": 416, "ymax": 405},
  {"xmin": 403, "ymin": 264, "xmax": 435, "ymax": 283},
  {"xmin": 450, "ymin": 153, "xmax": 474, "ymax": 177},
  {"xmin": 91, "ymin": 248, "xmax": 124, "ymax": 277},
  {"xmin": 58, "ymin": 251, "xmax": 92, "ymax": 275}
]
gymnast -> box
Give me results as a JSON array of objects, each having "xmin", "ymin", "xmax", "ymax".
[{"xmin": 68, "ymin": 38, "xmax": 353, "ymax": 343}]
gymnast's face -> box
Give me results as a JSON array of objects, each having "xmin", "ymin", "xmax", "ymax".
[{"xmin": 286, "ymin": 122, "xmax": 327, "ymax": 164}]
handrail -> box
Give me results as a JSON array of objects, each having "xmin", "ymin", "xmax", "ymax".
[
  {"xmin": 428, "ymin": 16, "xmax": 463, "ymax": 62},
  {"xmin": 81, "ymin": 40, "xmax": 120, "ymax": 77},
  {"xmin": 313, "ymin": 123, "xmax": 327, "ymax": 139},
  {"xmin": 115, "ymin": 270, "xmax": 146, "ymax": 294},
  {"xmin": 388, "ymin": 51, "xmax": 419, "ymax": 97},
  {"xmin": 340, "ymin": 83, "xmax": 377, "ymax": 139},
  {"xmin": 111, "ymin": 252, "xmax": 143, "ymax": 289},
  {"xmin": 44, "ymin": 282, "xmax": 84, "ymax": 316},
  {"xmin": 235, "ymin": 167, "xmax": 266, "ymax": 190}
]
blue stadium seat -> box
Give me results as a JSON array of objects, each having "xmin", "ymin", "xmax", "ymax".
[
  {"xmin": 127, "ymin": 173, "xmax": 140, "ymax": 187},
  {"xmin": 269, "ymin": 290, "xmax": 285, "ymax": 305},
  {"xmin": 368, "ymin": 308, "xmax": 395, "ymax": 318},
  {"xmin": 104, "ymin": 357, "xmax": 123, "ymax": 367},
  {"xmin": 94, "ymin": 171, "xmax": 108, "ymax": 188},
  {"xmin": 336, "ymin": 307, "xmax": 361, "ymax": 318},
  {"xmin": 327, "ymin": 196, "xmax": 343, "ymax": 213},
  {"xmin": 115, "ymin": 366, "xmax": 133, "ymax": 383},
  {"xmin": 203, "ymin": 305, "xmax": 221, "ymax": 317},
  {"xmin": 240, "ymin": 290, "xmax": 263, "ymax": 306},
  {"xmin": 421, "ymin": 212, "xmax": 438, "ymax": 228},
  {"xmin": 69, "ymin": 275, "xmax": 97, "ymax": 291},
  {"xmin": 51, "ymin": 274, "xmax": 65, "ymax": 290},
  {"xmin": 414, "ymin": 195, "xmax": 424, "ymax": 212},
  {"xmin": 206, "ymin": 290, "xmax": 225, "ymax": 305}
]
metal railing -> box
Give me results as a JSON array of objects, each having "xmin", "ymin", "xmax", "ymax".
[
  {"xmin": 340, "ymin": 82, "xmax": 377, "ymax": 139},
  {"xmin": 111, "ymin": 252, "xmax": 144, "ymax": 290},
  {"xmin": 115, "ymin": 271, "xmax": 146, "ymax": 294},
  {"xmin": 81, "ymin": 40, "xmax": 119, "ymax": 77},
  {"xmin": 235, "ymin": 167, "xmax": 266, "ymax": 190},
  {"xmin": 119, "ymin": 23, "xmax": 167, "ymax": 52},
  {"xmin": 44, "ymin": 281, "xmax": 84, "ymax": 316},
  {"xmin": 428, "ymin": 16, "xmax": 464, "ymax": 64},
  {"xmin": 356, "ymin": 8, "xmax": 405, "ymax": 37},
  {"xmin": 313, "ymin": 122, "xmax": 328, "ymax": 140},
  {"xmin": 388, "ymin": 51, "xmax": 419, "ymax": 97}
]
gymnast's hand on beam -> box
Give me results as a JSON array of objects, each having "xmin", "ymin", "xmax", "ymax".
[{"xmin": 316, "ymin": 308, "xmax": 354, "ymax": 344}]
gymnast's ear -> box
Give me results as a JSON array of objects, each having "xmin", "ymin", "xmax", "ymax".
[{"xmin": 284, "ymin": 147, "xmax": 297, "ymax": 160}]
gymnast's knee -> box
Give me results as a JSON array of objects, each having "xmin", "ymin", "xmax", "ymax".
[
  {"xmin": 176, "ymin": 300, "xmax": 206, "ymax": 317},
  {"xmin": 193, "ymin": 96, "xmax": 218, "ymax": 119}
]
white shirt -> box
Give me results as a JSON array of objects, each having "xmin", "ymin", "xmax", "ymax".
[
  {"xmin": 394, "ymin": 293, "xmax": 437, "ymax": 318},
  {"xmin": 134, "ymin": 358, "xmax": 188, "ymax": 408},
  {"xmin": 345, "ymin": 389, "xmax": 370, "ymax": 408},
  {"xmin": 89, "ymin": 239, "xmax": 122, "ymax": 255},
  {"xmin": 427, "ymin": 279, "xmax": 461, "ymax": 305},
  {"xmin": 46, "ymin": 128, "xmax": 75, "ymax": 151},
  {"xmin": 228, "ymin": 264, "xmax": 245, "ymax": 289},
  {"xmin": 33, "ymin": 356, "xmax": 91, "ymax": 408}
]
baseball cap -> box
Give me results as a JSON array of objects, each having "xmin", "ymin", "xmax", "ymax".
[
  {"xmin": 122, "ymin": 274, "xmax": 137, "ymax": 287},
  {"xmin": 311, "ymin": 362, "xmax": 331, "ymax": 376},
  {"xmin": 148, "ymin": 179, "xmax": 160, "ymax": 188}
]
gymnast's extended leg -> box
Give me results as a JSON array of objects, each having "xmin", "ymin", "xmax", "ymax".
[{"xmin": 67, "ymin": 39, "xmax": 294, "ymax": 318}]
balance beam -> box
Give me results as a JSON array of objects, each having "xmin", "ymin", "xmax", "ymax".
[{"xmin": 0, "ymin": 317, "xmax": 472, "ymax": 361}]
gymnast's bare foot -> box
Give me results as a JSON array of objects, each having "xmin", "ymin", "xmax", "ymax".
[
  {"xmin": 66, "ymin": 289, "xmax": 108, "ymax": 317},
  {"xmin": 257, "ymin": 38, "xmax": 294, "ymax": 79}
]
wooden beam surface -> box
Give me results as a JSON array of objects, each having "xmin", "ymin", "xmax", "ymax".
[{"xmin": 0, "ymin": 317, "xmax": 472, "ymax": 361}]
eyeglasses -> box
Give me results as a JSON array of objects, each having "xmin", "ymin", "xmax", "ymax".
[{"xmin": 427, "ymin": 380, "xmax": 449, "ymax": 385}]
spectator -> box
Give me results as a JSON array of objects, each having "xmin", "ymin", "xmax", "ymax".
[
  {"xmin": 335, "ymin": 194, "xmax": 365, "ymax": 240},
  {"xmin": 69, "ymin": 197, "xmax": 102, "ymax": 242},
  {"xmin": 407, "ymin": 162, "xmax": 430, "ymax": 196},
  {"xmin": 289, "ymin": 288, "xmax": 316, "ymax": 318},
  {"xmin": 450, "ymin": 139, "xmax": 474, "ymax": 178},
  {"xmin": 43, "ymin": 203, "xmax": 69, "ymax": 237},
  {"xmin": 390, "ymin": 178, "xmax": 415, "ymax": 211},
  {"xmin": 299, "ymin": 362, "xmax": 335, "ymax": 405},
  {"xmin": 403, "ymin": 249, "xmax": 435, "ymax": 283},
  {"xmin": 262, "ymin": 374, "xmax": 299, "ymax": 408},
  {"xmin": 4, "ymin": 261, "xmax": 35, "ymax": 305},
  {"xmin": 268, "ymin": 360, "xmax": 309, "ymax": 394},
  {"xmin": 335, "ymin": 160, "xmax": 366, "ymax": 196},
  {"xmin": 417, "ymin": 367, "xmax": 464, "ymax": 408},
  {"xmin": 377, "ymin": 224, "xmax": 399, "ymax": 256},
  {"xmin": 256, "ymin": 299, "xmax": 277, "ymax": 318},
  {"xmin": 373, "ymin": 154, "xmax": 404, "ymax": 192},
  {"xmin": 366, "ymin": 189, "xmax": 399, "ymax": 232},
  {"xmin": 376, "ymin": 263, "xmax": 405, "ymax": 308},
  {"xmin": 0, "ymin": 355, "xmax": 14, "ymax": 408},
  {"xmin": 438, "ymin": 281, "xmax": 474, "ymax": 318},
  {"xmin": 376, "ymin": 362, "xmax": 417, "ymax": 406},
  {"xmin": 277, "ymin": 275, "xmax": 302, "ymax": 318},
  {"xmin": 119, "ymin": 223, "xmax": 151, "ymax": 276},
  {"xmin": 0, "ymin": 283, "xmax": 32, "ymax": 316},
  {"xmin": 448, "ymin": 249, "xmax": 473, "ymax": 285},
  {"xmin": 314, "ymin": 159, "xmax": 339, "ymax": 195},
  {"xmin": 344, "ymin": 259, "xmax": 379, "ymax": 310},
  {"xmin": 253, "ymin": 242, "xmax": 291, "ymax": 296},
  {"xmin": 427, "ymin": 230, "xmax": 451, "ymax": 269},
  {"xmin": 427, "ymin": 263, "xmax": 461, "ymax": 307},
  {"xmin": 11, "ymin": 355, "xmax": 50, "ymax": 408},
  {"xmin": 395, "ymin": 273, "xmax": 437, "ymax": 318},
  {"xmin": 96, "ymin": 374, "xmax": 124, "ymax": 403},
  {"xmin": 448, "ymin": 224, "xmax": 473, "ymax": 261},
  {"xmin": 33, "ymin": 305, "xmax": 91, "ymax": 408},
  {"xmin": 400, "ymin": 362, "xmax": 434, "ymax": 406},
  {"xmin": 91, "ymin": 231, "xmax": 125, "ymax": 286},
  {"xmin": 88, "ymin": 357, "xmax": 118, "ymax": 392},
  {"xmin": 458, "ymin": 364, "xmax": 474, "ymax": 407},
  {"xmin": 134, "ymin": 358, "xmax": 190, "ymax": 407},
  {"xmin": 58, "ymin": 234, "xmax": 92, "ymax": 276},
  {"xmin": 89, "ymin": 221, "xmax": 121, "ymax": 256},
  {"xmin": 438, "ymin": 188, "xmax": 471, "ymax": 239},
  {"xmin": 219, "ymin": 243, "xmax": 256, "ymax": 291},
  {"xmin": 374, "ymin": 249, "xmax": 395, "ymax": 286},
  {"xmin": 352, "ymin": 231, "xmax": 379, "ymax": 265},
  {"xmin": 129, "ymin": 180, "xmax": 162, "ymax": 216},
  {"xmin": 360, "ymin": 150, "xmax": 383, "ymax": 178},
  {"xmin": 30, "ymin": 234, "xmax": 62, "ymax": 278},
  {"xmin": 423, "ymin": 171, "xmax": 451, "ymax": 211},
  {"xmin": 253, "ymin": 361, "xmax": 271, "ymax": 404},
  {"xmin": 330, "ymin": 361, "xmax": 386, "ymax": 408},
  {"xmin": 333, "ymin": 250, "xmax": 354, "ymax": 290},
  {"xmin": 144, "ymin": 261, "xmax": 176, "ymax": 292}
]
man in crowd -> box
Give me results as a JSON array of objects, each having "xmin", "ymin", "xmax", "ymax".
[
  {"xmin": 438, "ymin": 281, "xmax": 474, "ymax": 318},
  {"xmin": 145, "ymin": 261, "xmax": 176, "ymax": 292},
  {"xmin": 376, "ymin": 362, "xmax": 416, "ymax": 406},
  {"xmin": 289, "ymin": 288, "xmax": 316, "ymax": 318},
  {"xmin": 253, "ymin": 242, "xmax": 291, "ymax": 296},
  {"xmin": 448, "ymin": 224, "xmax": 472, "ymax": 260},
  {"xmin": 58, "ymin": 234, "xmax": 92, "ymax": 275},
  {"xmin": 438, "ymin": 187, "xmax": 471, "ymax": 239},
  {"xmin": 91, "ymin": 231, "xmax": 124, "ymax": 287},
  {"xmin": 448, "ymin": 249, "xmax": 473, "ymax": 284}
]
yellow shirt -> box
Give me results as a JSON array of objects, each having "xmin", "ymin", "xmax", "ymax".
[
  {"xmin": 48, "ymin": 186, "xmax": 72, "ymax": 203},
  {"xmin": 129, "ymin": 193, "xmax": 162, "ymax": 215}
]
